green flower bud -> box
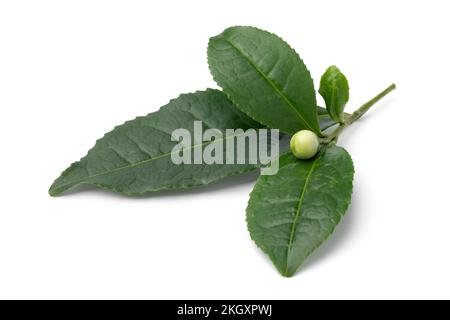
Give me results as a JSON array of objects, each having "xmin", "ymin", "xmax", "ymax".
[{"xmin": 290, "ymin": 130, "xmax": 320, "ymax": 160}]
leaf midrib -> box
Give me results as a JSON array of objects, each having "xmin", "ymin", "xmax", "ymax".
[
  {"xmin": 329, "ymin": 80, "xmax": 339, "ymax": 120},
  {"xmin": 221, "ymin": 36, "xmax": 316, "ymax": 133},
  {"xmin": 284, "ymin": 156, "xmax": 320, "ymax": 275}
]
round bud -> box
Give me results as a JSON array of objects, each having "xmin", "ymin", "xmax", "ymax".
[{"xmin": 290, "ymin": 130, "xmax": 320, "ymax": 160}]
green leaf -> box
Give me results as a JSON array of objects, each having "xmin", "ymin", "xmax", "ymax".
[
  {"xmin": 246, "ymin": 144, "xmax": 354, "ymax": 277},
  {"xmin": 50, "ymin": 89, "xmax": 275, "ymax": 196},
  {"xmin": 208, "ymin": 26, "xmax": 321, "ymax": 135},
  {"xmin": 50, "ymin": 90, "xmax": 336, "ymax": 197},
  {"xmin": 319, "ymin": 66, "xmax": 349, "ymax": 123}
]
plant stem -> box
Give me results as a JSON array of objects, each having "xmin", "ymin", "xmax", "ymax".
[{"xmin": 325, "ymin": 83, "xmax": 396, "ymax": 142}]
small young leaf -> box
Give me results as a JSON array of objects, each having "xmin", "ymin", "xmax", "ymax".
[
  {"xmin": 50, "ymin": 89, "xmax": 273, "ymax": 196},
  {"xmin": 319, "ymin": 66, "xmax": 350, "ymax": 123},
  {"xmin": 208, "ymin": 26, "xmax": 321, "ymax": 135},
  {"xmin": 246, "ymin": 145, "xmax": 354, "ymax": 277}
]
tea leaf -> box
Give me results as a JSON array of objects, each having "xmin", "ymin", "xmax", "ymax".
[
  {"xmin": 50, "ymin": 89, "xmax": 271, "ymax": 196},
  {"xmin": 208, "ymin": 26, "xmax": 320, "ymax": 135},
  {"xmin": 246, "ymin": 144, "xmax": 354, "ymax": 276},
  {"xmin": 319, "ymin": 66, "xmax": 349, "ymax": 123}
]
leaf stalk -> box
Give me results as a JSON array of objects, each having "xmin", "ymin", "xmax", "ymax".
[{"xmin": 324, "ymin": 83, "xmax": 396, "ymax": 142}]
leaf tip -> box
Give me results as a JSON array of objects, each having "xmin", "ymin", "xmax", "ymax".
[
  {"xmin": 281, "ymin": 270, "xmax": 295, "ymax": 278},
  {"xmin": 48, "ymin": 184, "xmax": 59, "ymax": 197},
  {"xmin": 48, "ymin": 178, "xmax": 67, "ymax": 197}
]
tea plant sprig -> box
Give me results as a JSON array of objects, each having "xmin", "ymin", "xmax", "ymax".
[{"xmin": 50, "ymin": 26, "xmax": 395, "ymax": 277}]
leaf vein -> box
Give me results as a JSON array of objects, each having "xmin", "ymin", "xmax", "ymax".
[
  {"xmin": 285, "ymin": 157, "xmax": 320, "ymax": 275},
  {"xmin": 221, "ymin": 36, "xmax": 315, "ymax": 132}
]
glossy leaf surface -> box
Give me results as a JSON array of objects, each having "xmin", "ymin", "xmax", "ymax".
[
  {"xmin": 246, "ymin": 145, "xmax": 354, "ymax": 276},
  {"xmin": 208, "ymin": 26, "xmax": 320, "ymax": 135}
]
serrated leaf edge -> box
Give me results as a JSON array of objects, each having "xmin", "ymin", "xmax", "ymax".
[
  {"xmin": 246, "ymin": 147, "xmax": 355, "ymax": 277},
  {"xmin": 207, "ymin": 25, "xmax": 320, "ymax": 135},
  {"xmin": 49, "ymin": 89, "xmax": 261, "ymax": 196}
]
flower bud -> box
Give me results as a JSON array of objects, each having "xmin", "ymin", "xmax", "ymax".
[{"xmin": 290, "ymin": 130, "xmax": 320, "ymax": 160}]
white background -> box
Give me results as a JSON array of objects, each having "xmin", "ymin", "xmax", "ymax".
[{"xmin": 1, "ymin": 0, "xmax": 449, "ymax": 299}]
